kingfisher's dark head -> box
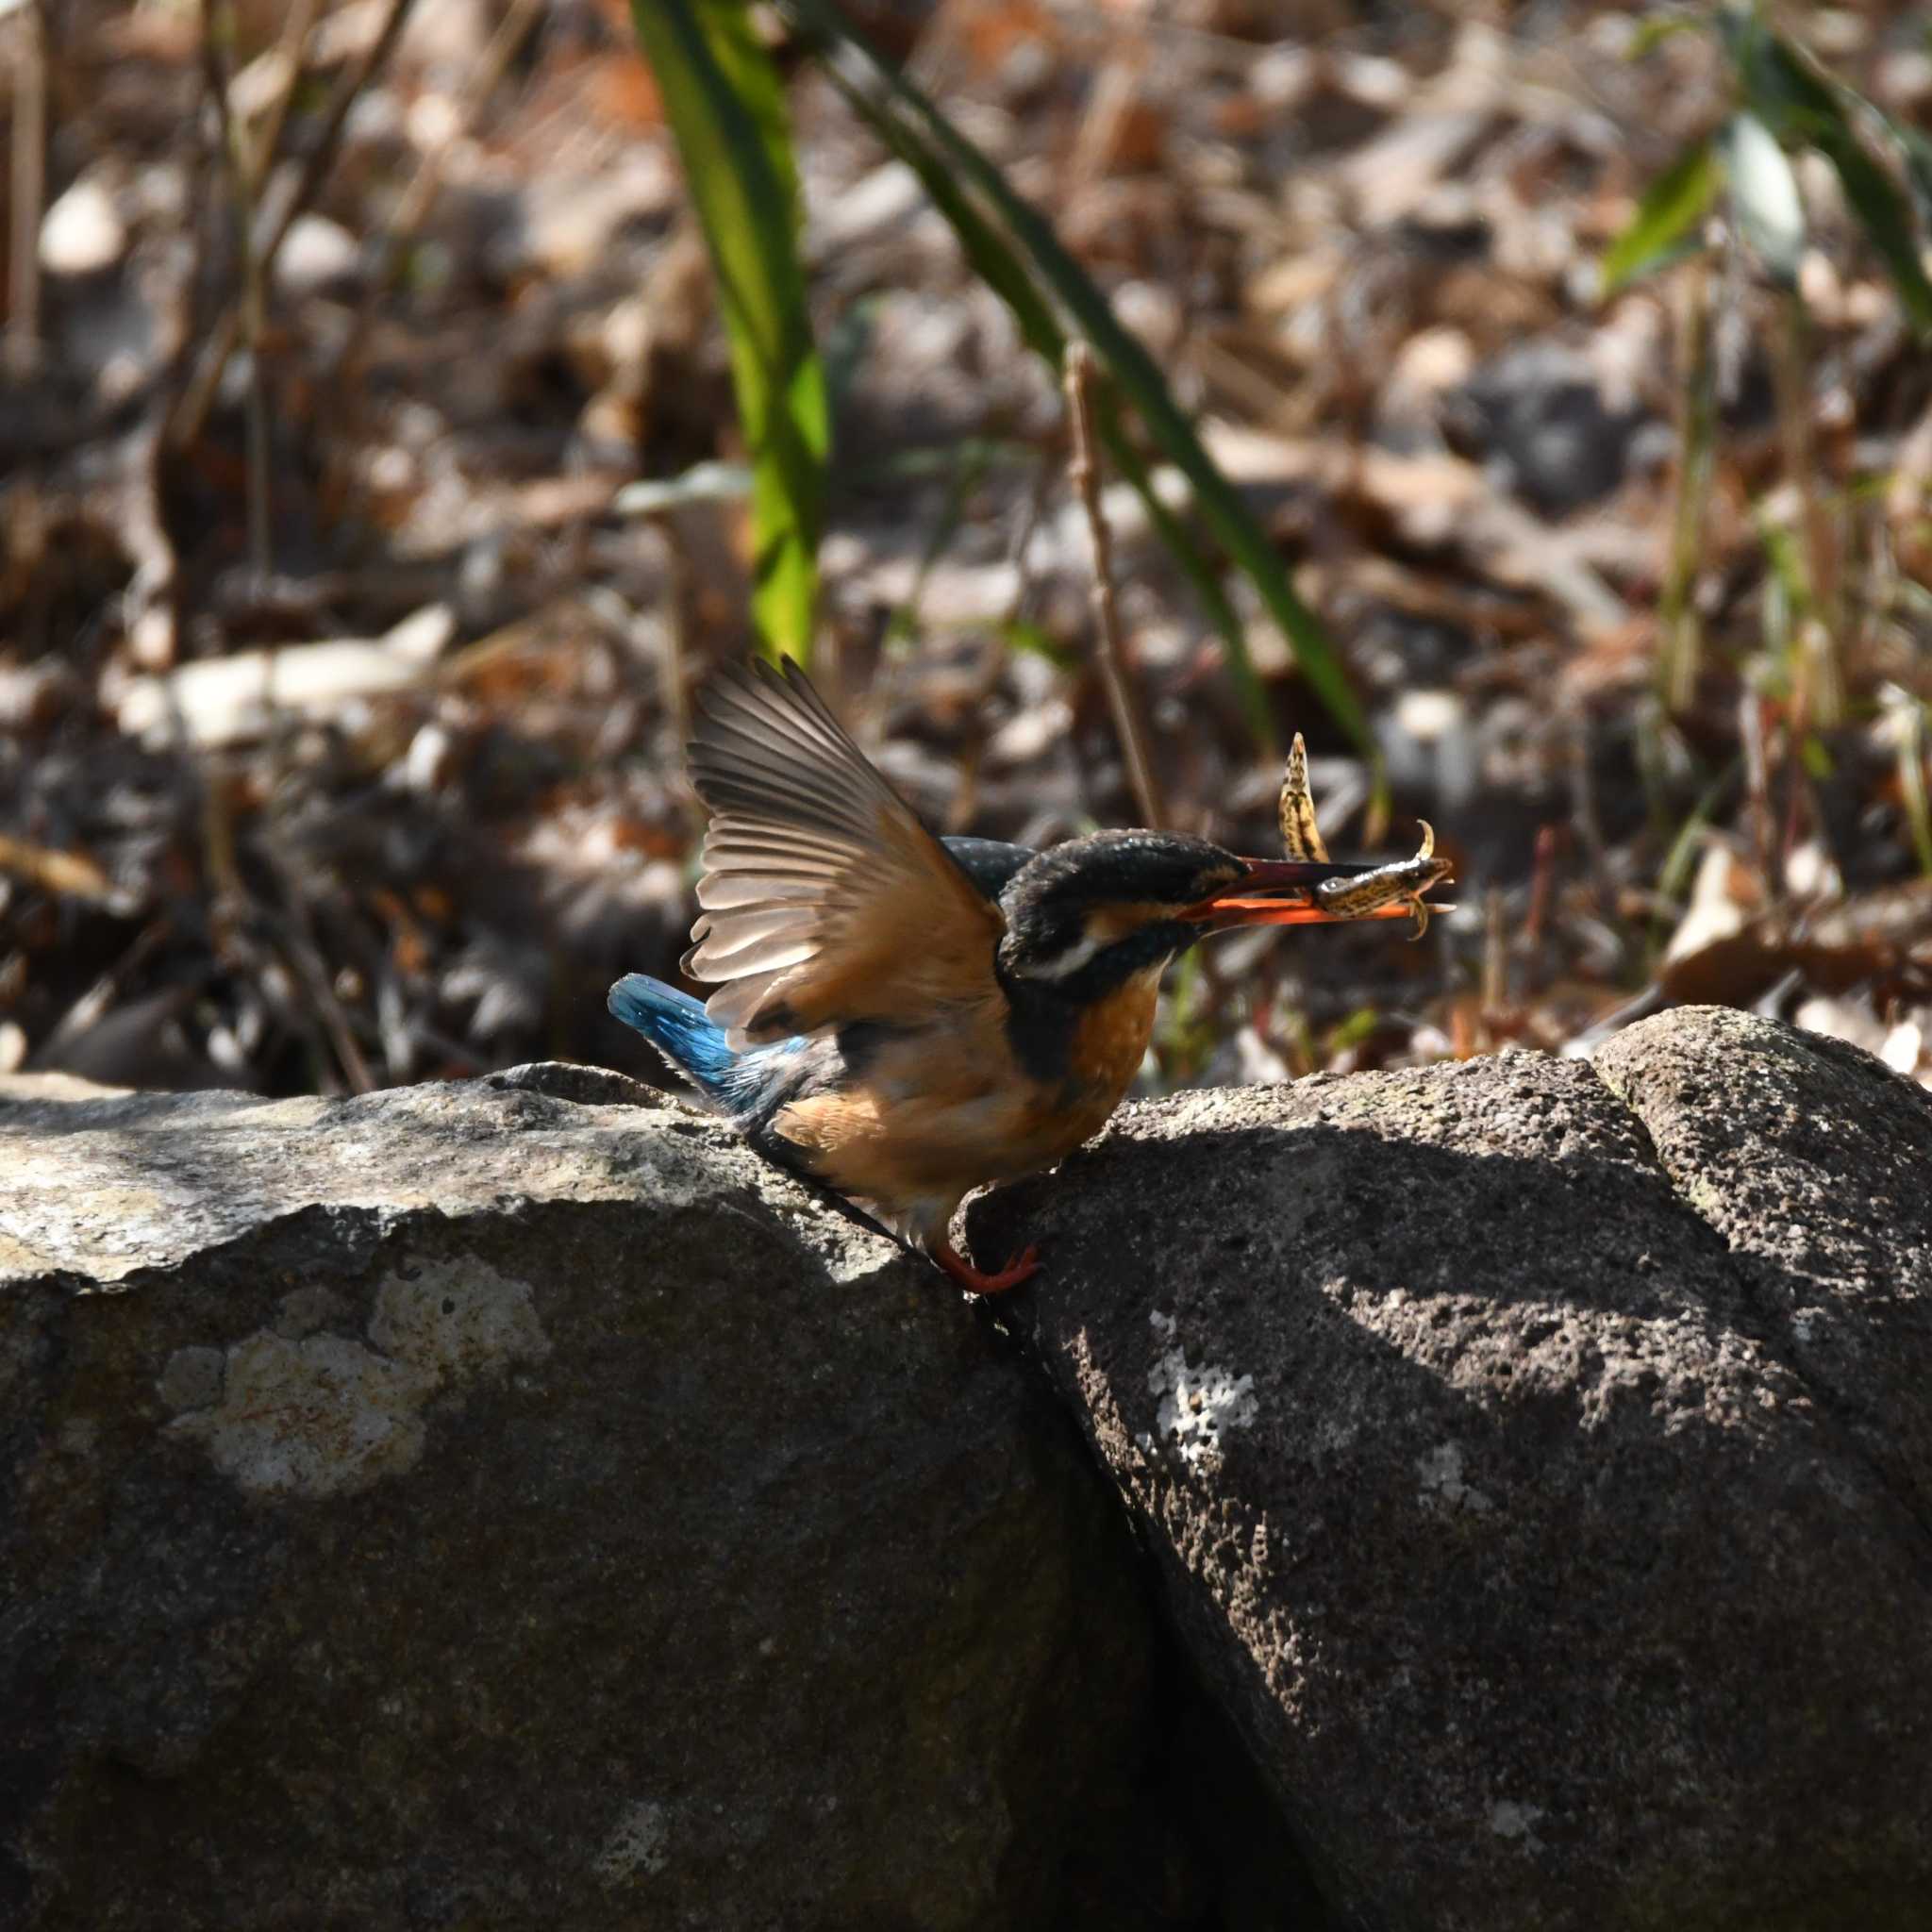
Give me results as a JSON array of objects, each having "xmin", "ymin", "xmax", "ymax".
[{"xmin": 994, "ymin": 829, "xmax": 1355, "ymax": 1003}]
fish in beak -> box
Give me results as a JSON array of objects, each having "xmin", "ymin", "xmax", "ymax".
[
  {"xmin": 1192, "ymin": 837, "xmax": 1457, "ymax": 940},
  {"xmin": 1198, "ymin": 734, "xmax": 1458, "ymax": 939}
]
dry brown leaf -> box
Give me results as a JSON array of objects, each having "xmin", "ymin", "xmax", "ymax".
[{"xmin": 0, "ymin": 835, "xmax": 120, "ymax": 907}]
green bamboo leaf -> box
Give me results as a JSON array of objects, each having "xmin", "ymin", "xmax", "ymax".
[
  {"xmin": 1601, "ymin": 136, "xmax": 1719, "ymax": 294},
  {"xmin": 1881, "ymin": 112, "xmax": 1932, "ymax": 234},
  {"xmin": 1813, "ymin": 127, "xmax": 1932, "ymax": 334},
  {"xmin": 1721, "ymin": 8, "xmax": 1827, "ymax": 136},
  {"xmin": 1725, "ymin": 20, "xmax": 1932, "ymax": 334},
  {"xmin": 789, "ymin": 0, "xmax": 1371, "ymax": 758},
  {"xmin": 628, "ymin": 0, "xmax": 827, "ymax": 662},
  {"xmin": 1719, "ymin": 111, "xmax": 1806, "ymax": 289}
]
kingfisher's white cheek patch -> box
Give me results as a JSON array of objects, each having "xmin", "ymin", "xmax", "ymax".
[{"xmin": 1021, "ymin": 932, "xmax": 1102, "ymax": 981}]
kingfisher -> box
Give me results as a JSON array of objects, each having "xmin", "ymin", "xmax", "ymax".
[{"xmin": 609, "ymin": 660, "xmax": 1441, "ymax": 1293}]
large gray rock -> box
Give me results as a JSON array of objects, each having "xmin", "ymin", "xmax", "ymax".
[
  {"xmin": 14, "ymin": 1010, "xmax": 1929, "ymax": 1932},
  {"xmin": 0, "ymin": 1066, "xmax": 1158, "ymax": 1932},
  {"xmin": 970, "ymin": 1021, "xmax": 1932, "ymax": 1932},
  {"xmin": 1595, "ymin": 1006, "xmax": 1932, "ymax": 1519}
]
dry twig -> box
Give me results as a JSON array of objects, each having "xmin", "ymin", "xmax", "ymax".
[
  {"xmin": 6, "ymin": 0, "xmax": 46, "ymax": 375},
  {"xmin": 199, "ymin": 0, "xmax": 273, "ymax": 578},
  {"xmin": 245, "ymin": 0, "xmax": 323, "ymax": 194},
  {"xmin": 1062, "ymin": 341, "xmax": 1167, "ymax": 829},
  {"xmin": 335, "ymin": 0, "xmax": 547, "ymax": 385},
  {"xmin": 169, "ymin": 0, "xmax": 420, "ymax": 450}
]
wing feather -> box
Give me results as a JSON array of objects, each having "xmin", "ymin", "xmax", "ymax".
[
  {"xmin": 696, "ymin": 874, "xmax": 832, "ymax": 910},
  {"xmin": 700, "ymin": 835, "xmax": 853, "ymax": 874},
  {"xmin": 683, "ymin": 661, "xmax": 1005, "ymax": 1043},
  {"xmin": 685, "ymin": 907, "xmax": 816, "ymax": 962}
]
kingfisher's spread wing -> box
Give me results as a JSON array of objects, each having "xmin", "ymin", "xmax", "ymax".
[{"xmin": 683, "ymin": 661, "xmax": 1007, "ymax": 1044}]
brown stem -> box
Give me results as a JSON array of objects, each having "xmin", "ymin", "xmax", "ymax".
[
  {"xmin": 1523, "ymin": 821, "xmax": 1558, "ymax": 952},
  {"xmin": 169, "ymin": 0, "xmax": 420, "ymax": 450},
  {"xmin": 1566, "ymin": 705, "xmax": 1613, "ymax": 928},
  {"xmin": 200, "ymin": 0, "xmax": 273, "ymax": 579},
  {"xmin": 335, "ymin": 0, "xmax": 546, "ymax": 387},
  {"xmin": 6, "ymin": 0, "xmax": 46, "ymax": 376},
  {"xmin": 1739, "ymin": 686, "xmax": 1776, "ymax": 903},
  {"xmin": 1481, "ymin": 883, "xmax": 1508, "ymax": 1029},
  {"xmin": 246, "ymin": 0, "xmax": 323, "ymax": 193},
  {"xmin": 1658, "ymin": 257, "xmax": 1716, "ymax": 713},
  {"xmin": 1768, "ymin": 290, "xmax": 1843, "ymax": 730},
  {"xmin": 1062, "ymin": 341, "xmax": 1167, "ymax": 829}
]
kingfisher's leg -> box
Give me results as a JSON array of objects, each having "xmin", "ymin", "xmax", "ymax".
[{"xmin": 931, "ymin": 1237, "xmax": 1041, "ymax": 1296}]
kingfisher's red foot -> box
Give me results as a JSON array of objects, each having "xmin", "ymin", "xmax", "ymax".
[{"xmin": 932, "ymin": 1238, "xmax": 1041, "ymax": 1296}]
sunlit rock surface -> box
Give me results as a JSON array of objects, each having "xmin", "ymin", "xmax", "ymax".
[{"xmin": 1, "ymin": 1064, "xmax": 1156, "ymax": 1932}]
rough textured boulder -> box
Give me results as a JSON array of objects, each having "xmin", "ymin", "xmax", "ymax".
[
  {"xmin": 1595, "ymin": 1007, "xmax": 1932, "ymax": 1519},
  {"xmin": 12, "ymin": 1008, "xmax": 1930, "ymax": 1932},
  {"xmin": 971, "ymin": 1012, "xmax": 1932, "ymax": 1932},
  {"xmin": 1, "ymin": 1065, "xmax": 1158, "ymax": 1932}
]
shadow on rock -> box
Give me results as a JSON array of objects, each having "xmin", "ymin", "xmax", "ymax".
[{"xmin": 971, "ymin": 1034, "xmax": 1932, "ymax": 1932}]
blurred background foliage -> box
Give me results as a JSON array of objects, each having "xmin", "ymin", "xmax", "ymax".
[{"xmin": 3, "ymin": 0, "xmax": 1931, "ymax": 1102}]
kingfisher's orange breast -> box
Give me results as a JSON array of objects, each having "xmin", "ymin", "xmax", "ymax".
[
  {"xmin": 1065, "ymin": 970, "xmax": 1161, "ymax": 1110},
  {"xmin": 1019, "ymin": 966, "xmax": 1162, "ymax": 1165},
  {"xmin": 769, "ymin": 970, "xmax": 1163, "ymax": 1230}
]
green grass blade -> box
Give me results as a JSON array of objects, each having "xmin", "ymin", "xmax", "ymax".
[
  {"xmin": 629, "ymin": 0, "xmax": 828, "ymax": 662},
  {"xmin": 1624, "ymin": 13, "xmax": 1704, "ymax": 61},
  {"xmin": 791, "ymin": 0, "xmax": 1367, "ymax": 758},
  {"xmin": 1124, "ymin": 468, "xmax": 1274, "ymax": 744},
  {"xmin": 1602, "ymin": 136, "xmax": 1719, "ymax": 294}
]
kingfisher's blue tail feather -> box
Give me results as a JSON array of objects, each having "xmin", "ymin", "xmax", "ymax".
[
  {"xmin": 608, "ymin": 973, "xmax": 813, "ymax": 1126},
  {"xmin": 608, "ymin": 974, "xmax": 743, "ymax": 1104}
]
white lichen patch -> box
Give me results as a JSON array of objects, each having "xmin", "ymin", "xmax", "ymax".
[
  {"xmin": 1144, "ymin": 1308, "xmax": 1257, "ymax": 1469},
  {"xmin": 1416, "ymin": 1441, "xmax": 1496, "ymax": 1515},
  {"xmin": 593, "ymin": 1799, "xmax": 670, "ymax": 1883},
  {"xmin": 368, "ymin": 1257, "xmax": 551, "ymax": 1386},
  {"xmin": 169, "ymin": 1257, "xmax": 549, "ymax": 1499},
  {"xmin": 1489, "ymin": 1799, "xmax": 1545, "ymax": 1848},
  {"xmin": 169, "ymin": 1332, "xmax": 427, "ymax": 1497}
]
